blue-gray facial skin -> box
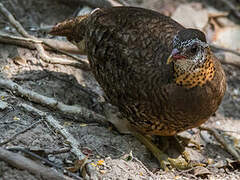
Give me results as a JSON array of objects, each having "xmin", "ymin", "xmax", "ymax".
[{"xmin": 171, "ymin": 37, "xmax": 209, "ymax": 72}]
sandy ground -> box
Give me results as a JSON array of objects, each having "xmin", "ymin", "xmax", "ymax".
[{"xmin": 0, "ymin": 0, "xmax": 240, "ymax": 179}]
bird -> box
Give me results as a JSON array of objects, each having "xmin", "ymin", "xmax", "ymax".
[{"xmin": 50, "ymin": 6, "xmax": 226, "ymax": 169}]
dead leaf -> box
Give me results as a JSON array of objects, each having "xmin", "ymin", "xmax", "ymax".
[
  {"xmin": 13, "ymin": 56, "xmax": 27, "ymax": 65},
  {"xmin": 81, "ymin": 147, "xmax": 93, "ymax": 156},
  {"xmin": 13, "ymin": 116, "xmax": 20, "ymax": 121},
  {"xmin": 66, "ymin": 156, "xmax": 88, "ymax": 173},
  {"xmin": 79, "ymin": 123, "xmax": 88, "ymax": 127},
  {"xmin": 193, "ymin": 166, "xmax": 211, "ymax": 176},
  {"xmin": 99, "ymin": 169, "xmax": 107, "ymax": 174}
]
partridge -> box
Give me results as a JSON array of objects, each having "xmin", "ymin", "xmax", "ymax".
[{"xmin": 50, "ymin": 7, "xmax": 226, "ymax": 169}]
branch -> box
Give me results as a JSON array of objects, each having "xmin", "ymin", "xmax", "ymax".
[
  {"xmin": 0, "ymin": 118, "xmax": 44, "ymax": 146},
  {"xmin": 0, "ymin": 3, "xmax": 29, "ymax": 38},
  {"xmin": 218, "ymin": 53, "xmax": 240, "ymax": 68},
  {"xmin": 20, "ymin": 103, "xmax": 86, "ymax": 160},
  {"xmin": 0, "ymin": 147, "xmax": 74, "ymax": 180},
  {"xmin": 219, "ymin": 0, "xmax": 240, "ymax": 19},
  {"xmin": 6, "ymin": 146, "xmax": 83, "ymax": 180},
  {"xmin": 7, "ymin": 146, "xmax": 71, "ymax": 155},
  {"xmin": 0, "ymin": 3, "xmax": 90, "ymax": 70},
  {"xmin": 211, "ymin": 44, "xmax": 240, "ymax": 68},
  {"xmin": 56, "ymin": 0, "xmax": 123, "ymax": 8},
  {"xmin": 211, "ymin": 44, "xmax": 240, "ymax": 57},
  {"xmin": 0, "ymin": 33, "xmax": 78, "ymax": 53},
  {"xmin": 2, "ymin": 3, "xmax": 240, "ymax": 69},
  {"xmin": 0, "ymin": 78, "xmax": 106, "ymax": 124},
  {"xmin": 0, "ymin": 33, "xmax": 91, "ymax": 70},
  {"xmin": 19, "ymin": 103, "xmax": 94, "ymax": 179},
  {"xmin": 200, "ymin": 126, "xmax": 240, "ymax": 161}
]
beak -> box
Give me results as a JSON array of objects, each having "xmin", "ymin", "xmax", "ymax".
[
  {"xmin": 166, "ymin": 54, "xmax": 173, "ymax": 64},
  {"xmin": 166, "ymin": 48, "xmax": 180, "ymax": 64}
]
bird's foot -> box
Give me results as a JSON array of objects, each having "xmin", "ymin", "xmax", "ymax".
[
  {"xmin": 134, "ymin": 132, "xmax": 206, "ymax": 170},
  {"xmin": 131, "ymin": 129, "xmax": 196, "ymax": 170}
]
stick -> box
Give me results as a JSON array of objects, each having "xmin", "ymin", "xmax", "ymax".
[
  {"xmin": 217, "ymin": 53, "xmax": 240, "ymax": 68},
  {"xmin": 133, "ymin": 157, "xmax": 156, "ymax": 178},
  {"xmin": 0, "ymin": 147, "xmax": 75, "ymax": 180},
  {"xmin": 19, "ymin": 103, "xmax": 93, "ymax": 179},
  {"xmin": 200, "ymin": 126, "xmax": 240, "ymax": 161},
  {"xmin": 0, "ymin": 3, "xmax": 90, "ymax": 70},
  {"xmin": 210, "ymin": 44, "xmax": 240, "ymax": 57},
  {"xmin": 56, "ymin": 0, "xmax": 123, "ymax": 8},
  {"xmin": 6, "ymin": 146, "xmax": 83, "ymax": 180},
  {"xmin": 0, "ymin": 3, "xmax": 29, "ymax": 38},
  {"xmin": 7, "ymin": 146, "xmax": 71, "ymax": 155},
  {"xmin": 19, "ymin": 103, "xmax": 86, "ymax": 159},
  {"xmin": 1, "ymin": 3, "xmax": 240, "ymax": 69},
  {"xmin": 0, "ymin": 78, "xmax": 106, "ymax": 124},
  {"xmin": 219, "ymin": 0, "xmax": 240, "ymax": 19},
  {"xmin": 0, "ymin": 33, "xmax": 84, "ymax": 55},
  {"xmin": 0, "ymin": 118, "xmax": 44, "ymax": 146}
]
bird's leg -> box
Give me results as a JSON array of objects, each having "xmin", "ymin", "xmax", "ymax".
[
  {"xmin": 174, "ymin": 135, "xmax": 202, "ymax": 150},
  {"xmin": 168, "ymin": 136, "xmax": 206, "ymax": 168},
  {"xmin": 104, "ymin": 104, "xmax": 193, "ymax": 170},
  {"xmin": 137, "ymin": 134, "xmax": 206, "ymax": 170},
  {"xmin": 130, "ymin": 128, "xmax": 172, "ymax": 171},
  {"xmin": 129, "ymin": 127, "xmax": 200, "ymax": 170}
]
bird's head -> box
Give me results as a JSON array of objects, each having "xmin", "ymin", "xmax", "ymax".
[
  {"xmin": 167, "ymin": 29, "xmax": 215, "ymax": 88},
  {"xmin": 167, "ymin": 29, "xmax": 210, "ymax": 73}
]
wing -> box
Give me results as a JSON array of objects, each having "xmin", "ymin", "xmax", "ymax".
[{"xmin": 85, "ymin": 7, "xmax": 184, "ymax": 105}]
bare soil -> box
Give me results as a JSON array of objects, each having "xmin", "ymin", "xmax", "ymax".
[{"xmin": 0, "ymin": 0, "xmax": 240, "ymax": 179}]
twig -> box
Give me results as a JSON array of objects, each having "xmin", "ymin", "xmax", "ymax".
[
  {"xmin": 7, "ymin": 146, "xmax": 63, "ymax": 169},
  {"xmin": 47, "ymin": 115, "xmax": 86, "ymax": 160},
  {"xmin": 199, "ymin": 126, "xmax": 240, "ymax": 161},
  {"xmin": 7, "ymin": 146, "xmax": 71, "ymax": 155},
  {"xmin": 219, "ymin": 0, "xmax": 240, "ymax": 19},
  {"xmin": 0, "ymin": 3, "xmax": 90, "ymax": 70},
  {"xmin": 211, "ymin": 44, "xmax": 240, "ymax": 57},
  {"xmin": 218, "ymin": 52, "xmax": 240, "ymax": 68},
  {"xmin": 0, "ymin": 78, "xmax": 106, "ymax": 124},
  {"xmin": 1, "ymin": 3, "xmax": 240, "ymax": 69},
  {"xmin": 133, "ymin": 157, "xmax": 156, "ymax": 178},
  {"xmin": 19, "ymin": 103, "xmax": 86, "ymax": 160},
  {"xmin": 0, "ymin": 33, "xmax": 81, "ymax": 54},
  {"xmin": 6, "ymin": 146, "xmax": 82, "ymax": 180},
  {"xmin": 210, "ymin": 44, "xmax": 240, "ymax": 68},
  {"xmin": 19, "ymin": 103, "xmax": 93, "ymax": 179},
  {"xmin": 208, "ymin": 12, "xmax": 229, "ymax": 18},
  {"xmin": 115, "ymin": 0, "xmax": 129, "ymax": 6},
  {"xmin": 0, "ymin": 33, "xmax": 91, "ymax": 70},
  {"xmin": 0, "ymin": 118, "xmax": 44, "ymax": 146},
  {"xmin": 0, "ymin": 147, "xmax": 75, "ymax": 180},
  {"xmin": 0, "ymin": 3, "xmax": 29, "ymax": 38},
  {"xmin": 56, "ymin": 0, "xmax": 123, "ymax": 8}
]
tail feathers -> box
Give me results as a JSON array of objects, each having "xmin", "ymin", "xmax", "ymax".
[
  {"xmin": 50, "ymin": 14, "xmax": 89, "ymax": 54},
  {"xmin": 50, "ymin": 15, "xmax": 88, "ymax": 37}
]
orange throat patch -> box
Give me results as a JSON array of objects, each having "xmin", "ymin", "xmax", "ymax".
[{"xmin": 174, "ymin": 58, "xmax": 215, "ymax": 89}]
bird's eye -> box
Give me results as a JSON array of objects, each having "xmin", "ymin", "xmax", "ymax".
[{"xmin": 190, "ymin": 44, "xmax": 198, "ymax": 54}]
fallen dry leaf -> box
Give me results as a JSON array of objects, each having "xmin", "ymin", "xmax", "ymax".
[
  {"xmin": 193, "ymin": 166, "xmax": 211, "ymax": 176},
  {"xmin": 66, "ymin": 156, "xmax": 88, "ymax": 173}
]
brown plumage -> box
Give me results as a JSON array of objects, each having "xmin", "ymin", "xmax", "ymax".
[{"xmin": 50, "ymin": 7, "xmax": 226, "ymax": 136}]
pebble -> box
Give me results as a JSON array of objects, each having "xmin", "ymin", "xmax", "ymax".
[{"xmin": 0, "ymin": 100, "xmax": 8, "ymax": 110}]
